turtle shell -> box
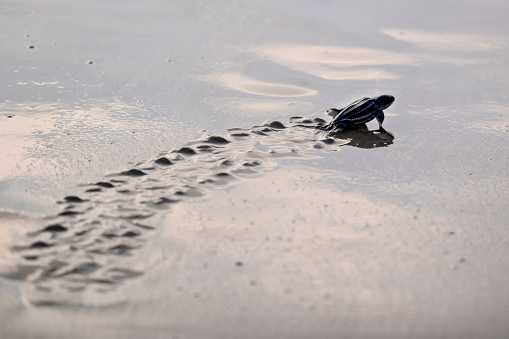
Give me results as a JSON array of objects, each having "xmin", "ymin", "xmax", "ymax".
[{"xmin": 333, "ymin": 97, "xmax": 377, "ymax": 125}]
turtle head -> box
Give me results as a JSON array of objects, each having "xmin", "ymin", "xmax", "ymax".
[{"xmin": 375, "ymin": 95, "xmax": 395, "ymax": 110}]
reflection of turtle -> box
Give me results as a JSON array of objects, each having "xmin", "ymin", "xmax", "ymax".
[
  {"xmin": 334, "ymin": 126, "xmax": 394, "ymax": 148},
  {"xmin": 321, "ymin": 95, "xmax": 395, "ymax": 134}
]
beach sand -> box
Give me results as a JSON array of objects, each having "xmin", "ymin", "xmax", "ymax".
[{"xmin": 1, "ymin": 0, "xmax": 509, "ymax": 338}]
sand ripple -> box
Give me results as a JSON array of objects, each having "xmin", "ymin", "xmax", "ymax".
[{"xmin": 8, "ymin": 118, "xmax": 393, "ymax": 294}]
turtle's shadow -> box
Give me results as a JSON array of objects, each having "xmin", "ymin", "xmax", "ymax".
[{"xmin": 330, "ymin": 126, "xmax": 394, "ymax": 149}]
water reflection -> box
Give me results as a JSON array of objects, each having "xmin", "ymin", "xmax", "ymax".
[
  {"xmin": 203, "ymin": 97, "xmax": 318, "ymax": 118},
  {"xmin": 0, "ymin": 100, "xmax": 190, "ymax": 215},
  {"xmin": 383, "ymin": 28, "xmax": 499, "ymax": 52},
  {"xmin": 203, "ymin": 73, "xmax": 317, "ymax": 97},
  {"xmin": 332, "ymin": 127, "xmax": 394, "ymax": 149},
  {"xmin": 255, "ymin": 44, "xmax": 414, "ymax": 80}
]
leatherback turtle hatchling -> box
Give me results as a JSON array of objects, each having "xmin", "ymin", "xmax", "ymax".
[{"xmin": 320, "ymin": 95, "xmax": 395, "ymax": 134}]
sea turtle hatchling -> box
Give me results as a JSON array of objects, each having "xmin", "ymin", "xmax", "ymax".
[{"xmin": 320, "ymin": 95, "xmax": 395, "ymax": 134}]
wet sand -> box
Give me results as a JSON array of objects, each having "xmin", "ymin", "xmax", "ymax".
[{"xmin": 1, "ymin": 0, "xmax": 509, "ymax": 338}]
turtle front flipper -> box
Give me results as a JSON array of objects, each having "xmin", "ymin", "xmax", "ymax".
[{"xmin": 375, "ymin": 107, "xmax": 385, "ymax": 130}]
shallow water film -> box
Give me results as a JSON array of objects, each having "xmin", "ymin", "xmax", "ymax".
[{"xmin": 1, "ymin": 0, "xmax": 509, "ymax": 338}]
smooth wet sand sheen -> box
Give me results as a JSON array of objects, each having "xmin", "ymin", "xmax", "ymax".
[{"xmin": 1, "ymin": 1, "xmax": 509, "ymax": 338}]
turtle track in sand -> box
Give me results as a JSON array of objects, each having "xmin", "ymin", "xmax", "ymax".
[{"xmin": 9, "ymin": 117, "xmax": 393, "ymax": 295}]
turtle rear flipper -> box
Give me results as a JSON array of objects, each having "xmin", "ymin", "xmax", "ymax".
[{"xmin": 327, "ymin": 108, "xmax": 343, "ymax": 118}]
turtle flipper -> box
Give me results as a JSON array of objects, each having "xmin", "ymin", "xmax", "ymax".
[
  {"xmin": 327, "ymin": 108, "xmax": 343, "ymax": 118},
  {"xmin": 375, "ymin": 107, "xmax": 385, "ymax": 130},
  {"xmin": 325, "ymin": 120, "xmax": 349, "ymax": 133}
]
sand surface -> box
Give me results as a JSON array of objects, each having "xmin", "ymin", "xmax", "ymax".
[{"xmin": 1, "ymin": 0, "xmax": 509, "ymax": 338}]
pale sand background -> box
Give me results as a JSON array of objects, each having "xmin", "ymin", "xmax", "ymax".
[{"xmin": 1, "ymin": 0, "xmax": 509, "ymax": 338}]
